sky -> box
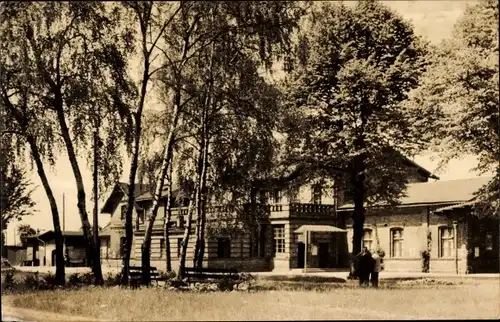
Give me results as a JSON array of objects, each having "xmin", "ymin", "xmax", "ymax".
[{"xmin": 4, "ymin": 0, "xmax": 491, "ymax": 245}]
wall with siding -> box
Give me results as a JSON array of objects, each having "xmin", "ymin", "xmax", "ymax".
[{"xmin": 343, "ymin": 206, "xmax": 468, "ymax": 273}]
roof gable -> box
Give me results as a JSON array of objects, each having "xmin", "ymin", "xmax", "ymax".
[{"xmin": 101, "ymin": 182, "xmax": 152, "ymax": 214}]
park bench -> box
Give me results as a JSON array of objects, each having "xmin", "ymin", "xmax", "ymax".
[
  {"xmin": 184, "ymin": 267, "xmax": 240, "ymax": 285},
  {"xmin": 129, "ymin": 266, "xmax": 164, "ymax": 286}
]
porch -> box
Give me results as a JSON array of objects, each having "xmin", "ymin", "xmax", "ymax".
[{"xmin": 294, "ymin": 224, "xmax": 348, "ymax": 273}]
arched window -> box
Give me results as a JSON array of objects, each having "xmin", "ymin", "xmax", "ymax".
[
  {"xmin": 362, "ymin": 229, "xmax": 373, "ymax": 251},
  {"xmin": 390, "ymin": 228, "xmax": 404, "ymax": 257},
  {"xmin": 439, "ymin": 226, "xmax": 454, "ymax": 258}
]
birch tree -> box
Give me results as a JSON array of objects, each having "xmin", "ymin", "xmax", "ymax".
[
  {"xmin": 0, "ymin": 52, "xmax": 66, "ymax": 284},
  {"xmin": 133, "ymin": 1, "xmax": 308, "ymax": 282},
  {"xmin": 119, "ymin": 1, "xmax": 183, "ymax": 285},
  {"xmin": 1, "ymin": 2, "xmax": 136, "ymax": 284}
]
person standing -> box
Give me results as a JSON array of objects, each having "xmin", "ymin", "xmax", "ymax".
[
  {"xmin": 371, "ymin": 250, "xmax": 382, "ymax": 288},
  {"xmin": 358, "ymin": 247, "xmax": 373, "ymax": 287}
]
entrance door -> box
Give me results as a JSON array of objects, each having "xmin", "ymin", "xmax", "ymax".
[
  {"xmin": 297, "ymin": 242, "xmax": 305, "ymax": 268},
  {"xmin": 51, "ymin": 249, "xmax": 57, "ymax": 266},
  {"xmin": 318, "ymin": 243, "xmax": 329, "ymax": 268}
]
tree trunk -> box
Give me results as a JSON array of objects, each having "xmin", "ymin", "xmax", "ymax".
[
  {"xmin": 176, "ymin": 189, "xmax": 197, "ymax": 280},
  {"xmin": 92, "ymin": 128, "xmax": 103, "ymax": 285},
  {"xmin": 141, "ymin": 83, "xmax": 182, "ymax": 284},
  {"xmin": 177, "ymin": 149, "xmax": 203, "ymax": 280},
  {"xmin": 54, "ymin": 103, "xmax": 101, "ymax": 282},
  {"xmin": 195, "ymin": 136, "xmax": 209, "ymax": 269},
  {"xmin": 28, "ymin": 136, "xmax": 65, "ymax": 285},
  {"xmin": 164, "ymin": 162, "xmax": 174, "ymax": 272},
  {"xmin": 192, "ymin": 143, "xmax": 204, "ymax": 268},
  {"xmin": 121, "ymin": 54, "xmax": 150, "ymax": 286},
  {"xmin": 349, "ymin": 154, "xmax": 366, "ymax": 278},
  {"xmin": 141, "ymin": 142, "xmax": 175, "ymax": 284},
  {"xmin": 193, "ymin": 37, "xmax": 215, "ymax": 269}
]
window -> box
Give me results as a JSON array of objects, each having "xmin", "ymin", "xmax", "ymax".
[
  {"xmin": 259, "ymin": 190, "xmax": 268, "ymax": 204},
  {"xmin": 259, "ymin": 225, "xmax": 268, "ymax": 257},
  {"xmin": 217, "ymin": 238, "xmax": 231, "ymax": 258},
  {"xmin": 439, "ymin": 227, "xmax": 454, "ymax": 258},
  {"xmin": 390, "ymin": 228, "xmax": 404, "ymax": 257},
  {"xmin": 273, "ymin": 225, "xmax": 286, "ymax": 255},
  {"xmin": 363, "ymin": 229, "xmax": 373, "ymax": 251},
  {"xmin": 177, "ymin": 215, "xmax": 185, "ymax": 228},
  {"xmin": 485, "ymin": 234, "xmax": 493, "ymax": 251},
  {"xmin": 159, "ymin": 239, "xmax": 165, "ymax": 259},
  {"xmin": 138, "ymin": 204, "xmax": 149, "ymax": 223},
  {"xmin": 251, "ymin": 225, "xmax": 268, "ymax": 258},
  {"xmin": 177, "ymin": 238, "xmax": 183, "ymax": 258},
  {"xmin": 100, "ymin": 239, "xmax": 109, "ymax": 259},
  {"xmin": 312, "ymin": 185, "xmax": 322, "ymax": 204},
  {"xmin": 120, "ymin": 205, "xmax": 127, "ymax": 220},
  {"xmin": 288, "ymin": 187, "xmax": 299, "ymax": 203},
  {"xmin": 272, "ymin": 189, "xmax": 282, "ymax": 204},
  {"xmin": 119, "ymin": 237, "xmax": 127, "ymax": 257}
]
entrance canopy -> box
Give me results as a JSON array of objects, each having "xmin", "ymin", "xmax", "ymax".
[{"xmin": 294, "ymin": 225, "xmax": 347, "ymax": 234}]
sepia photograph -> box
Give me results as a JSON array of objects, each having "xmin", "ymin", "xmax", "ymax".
[{"xmin": 1, "ymin": 1, "xmax": 498, "ymax": 321}]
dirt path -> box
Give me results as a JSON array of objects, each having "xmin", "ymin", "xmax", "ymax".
[{"xmin": 2, "ymin": 299, "xmax": 100, "ymax": 322}]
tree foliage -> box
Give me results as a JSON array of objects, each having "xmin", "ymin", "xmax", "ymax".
[
  {"xmin": 17, "ymin": 223, "xmax": 36, "ymax": 247},
  {"xmin": 0, "ymin": 134, "xmax": 36, "ymax": 229},
  {"xmin": 409, "ymin": 0, "xmax": 499, "ymax": 216},
  {"xmin": 282, "ymin": 1, "xmax": 430, "ymax": 254},
  {"xmin": 1, "ymin": 2, "xmax": 136, "ymax": 284}
]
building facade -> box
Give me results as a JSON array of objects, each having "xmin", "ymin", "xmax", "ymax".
[
  {"xmin": 99, "ymin": 158, "xmax": 445, "ymax": 273},
  {"xmin": 340, "ymin": 177, "xmax": 499, "ymax": 273}
]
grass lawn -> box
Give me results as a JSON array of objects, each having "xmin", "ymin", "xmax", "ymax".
[{"xmin": 4, "ymin": 278, "xmax": 499, "ymax": 320}]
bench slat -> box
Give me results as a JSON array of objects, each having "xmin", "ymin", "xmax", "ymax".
[
  {"xmin": 129, "ymin": 266, "xmax": 157, "ymax": 271},
  {"xmin": 184, "ymin": 267, "xmax": 238, "ymax": 274},
  {"xmin": 186, "ymin": 275, "xmax": 240, "ymax": 280}
]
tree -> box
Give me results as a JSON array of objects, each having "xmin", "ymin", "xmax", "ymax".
[
  {"xmin": 0, "ymin": 134, "xmax": 36, "ymax": 230},
  {"xmin": 17, "ymin": 224, "xmax": 36, "ymax": 247},
  {"xmin": 131, "ymin": 1, "xmax": 309, "ymax": 283},
  {"xmin": 119, "ymin": 1, "xmax": 184, "ymax": 285},
  {"xmin": 0, "ymin": 67, "xmax": 66, "ymax": 284},
  {"xmin": 1, "ymin": 2, "xmax": 136, "ymax": 284},
  {"xmin": 409, "ymin": 0, "xmax": 499, "ymax": 217},
  {"xmin": 282, "ymin": 1, "xmax": 430, "ymax": 258}
]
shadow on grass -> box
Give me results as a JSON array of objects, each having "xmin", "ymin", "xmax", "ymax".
[
  {"xmin": 253, "ymin": 277, "xmax": 462, "ymax": 292},
  {"xmin": 259, "ymin": 275, "xmax": 347, "ymax": 283}
]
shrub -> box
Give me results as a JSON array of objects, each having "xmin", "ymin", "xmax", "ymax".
[
  {"xmin": 217, "ymin": 276, "xmax": 235, "ymax": 292},
  {"xmin": 3, "ymin": 269, "xmax": 16, "ymax": 290},
  {"xmin": 68, "ymin": 273, "xmax": 83, "ymax": 286},
  {"xmin": 40, "ymin": 272, "xmax": 59, "ymax": 290},
  {"xmin": 80, "ymin": 272, "xmax": 94, "ymax": 285},
  {"xmin": 104, "ymin": 272, "xmax": 122, "ymax": 287},
  {"xmin": 23, "ymin": 273, "xmax": 41, "ymax": 290},
  {"xmin": 159, "ymin": 270, "xmax": 176, "ymax": 280}
]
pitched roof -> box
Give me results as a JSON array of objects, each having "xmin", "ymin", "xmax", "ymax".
[
  {"xmin": 101, "ymin": 182, "xmax": 151, "ymax": 214},
  {"xmin": 339, "ymin": 176, "xmax": 492, "ymax": 209},
  {"xmin": 135, "ymin": 187, "xmax": 183, "ymax": 202},
  {"xmin": 26, "ymin": 230, "xmax": 110, "ymax": 241}
]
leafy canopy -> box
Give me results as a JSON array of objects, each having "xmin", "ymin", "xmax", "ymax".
[
  {"xmin": 282, "ymin": 0, "xmax": 431, "ymax": 205},
  {"xmin": 409, "ymin": 0, "xmax": 499, "ymax": 216}
]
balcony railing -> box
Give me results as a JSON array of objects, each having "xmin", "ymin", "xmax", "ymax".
[
  {"xmin": 134, "ymin": 202, "xmax": 337, "ymax": 232},
  {"xmin": 289, "ymin": 203, "xmax": 336, "ymax": 214}
]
